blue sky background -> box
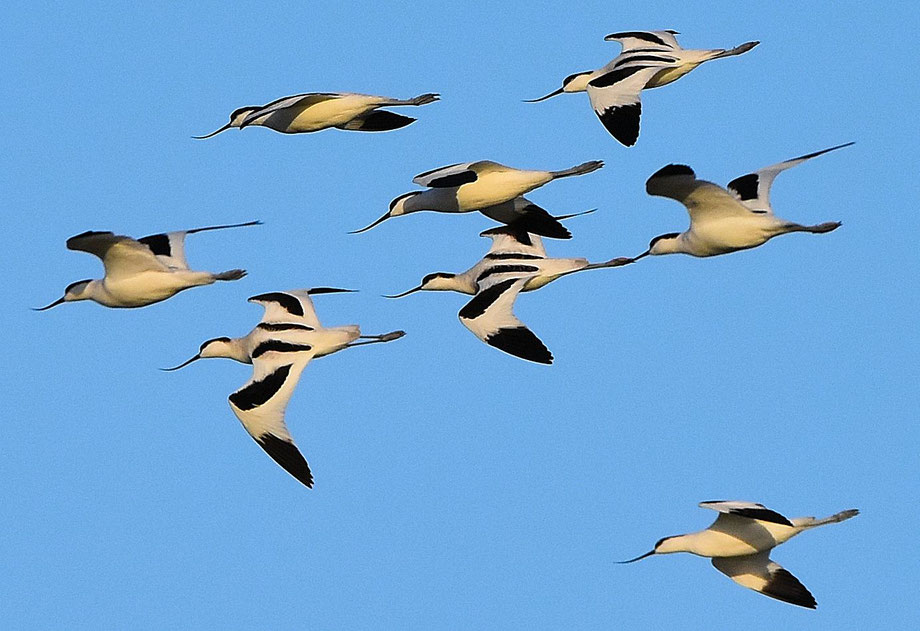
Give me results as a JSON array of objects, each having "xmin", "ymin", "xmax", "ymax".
[{"xmin": 2, "ymin": 1, "xmax": 918, "ymax": 629}]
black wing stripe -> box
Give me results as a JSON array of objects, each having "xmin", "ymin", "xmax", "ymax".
[
  {"xmin": 730, "ymin": 507, "xmax": 794, "ymax": 526},
  {"xmin": 229, "ymin": 364, "xmax": 293, "ymax": 411},
  {"xmin": 251, "ymin": 341, "xmax": 313, "ymax": 359},
  {"xmin": 588, "ymin": 64, "xmax": 653, "ymax": 88},
  {"xmin": 649, "ymin": 164, "xmax": 695, "ymax": 179},
  {"xmin": 249, "ymin": 292, "xmax": 304, "ymax": 316},
  {"xmin": 476, "ymin": 265, "xmax": 540, "ymax": 283},
  {"xmin": 607, "ymin": 31, "xmax": 668, "ymax": 46},
  {"xmin": 763, "ymin": 568, "xmax": 817, "ymax": 609},
  {"xmin": 616, "ymin": 54, "xmax": 677, "ymax": 66},
  {"xmin": 138, "ymin": 233, "xmax": 172, "ymax": 256},
  {"xmin": 459, "ymin": 278, "xmax": 518, "ymax": 320},
  {"xmin": 427, "ymin": 171, "xmax": 478, "ymax": 188},
  {"xmin": 485, "ymin": 253, "xmax": 544, "ymax": 261},
  {"xmin": 598, "ymin": 103, "xmax": 642, "ymax": 146},
  {"xmin": 350, "ymin": 110, "xmax": 415, "ymax": 132},
  {"xmin": 256, "ymin": 322, "xmax": 315, "ymax": 332},
  {"xmin": 486, "ymin": 326, "xmax": 553, "ymax": 364},
  {"xmin": 256, "ymin": 434, "xmax": 314, "ymax": 489},
  {"xmin": 508, "ymin": 205, "xmax": 571, "ymax": 239},
  {"xmin": 727, "ymin": 173, "xmax": 760, "ymax": 201}
]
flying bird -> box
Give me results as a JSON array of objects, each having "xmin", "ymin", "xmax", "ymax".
[
  {"xmin": 630, "ymin": 142, "xmax": 852, "ymax": 259},
  {"xmin": 194, "ymin": 92, "xmax": 440, "ymax": 138},
  {"xmin": 36, "ymin": 221, "xmax": 260, "ymax": 310},
  {"xmin": 527, "ymin": 30, "xmax": 758, "ymax": 146},
  {"xmin": 384, "ymin": 225, "xmax": 631, "ymax": 364},
  {"xmin": 620, "ymin": 500, "xmax": 859, "ymax": 609},
  {"xmin": 164, "ymin": 288, "xmax": 405, "ymax": 488},
  {"xmin": 352, "ymin": 160, "xmax": 604, "ymax": 236}
]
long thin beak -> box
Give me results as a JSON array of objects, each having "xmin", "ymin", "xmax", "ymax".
[
  {"xmin": 349, "ymin": 211, "xmax": 392, "ymax": 234},
  {"xmin": 523, "ymin": 87, "xmax": 564, "ymax": 103},
  {"xmin": 382, "ymin": 286, "xmax": 422, "ymax": 299},
  {"xmin": 192, "ymin": 123, "xmax": 233, "ymax": 139},
  {"xmin": 618, "ymin": 550, "xmax": 655, "ymax": 564},
  {"xmin": 160, "ymin": 354, "xmax": 201, "ymax": 371},
  {"xmin": 631, "ymin": 250, "xmax": 651, "ymax": 262},
  {"xmin": 33, "ymin": 297, "xmax": 65, "ymax": 311}
]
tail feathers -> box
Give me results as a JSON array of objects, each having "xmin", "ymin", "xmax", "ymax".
[
  {"xmin": 797, "ymin": 509, "xmax": 859, "ymax": 528},
  {"xmin": 551, "ymin": 160, "xmax": 604, "ymax": 179},
  {"xmin": 215, "ymin": 269, "xmax": 247, "ymax": 281}
]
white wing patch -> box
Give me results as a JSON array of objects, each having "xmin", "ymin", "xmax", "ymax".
[
  {"xmin": 712, "ymin": 552, "xmax": 817, "ymax": 609},
  {"xmin": 699, "ymin": 501, "xmax": 793, "ymax": 526},
  {"xmin": 586, "ymin": 63, "xmax": 665, "ymax": 146},
  {"xmin": 249, "ymin": 290, "xmax": 323, "ymax": 327}
]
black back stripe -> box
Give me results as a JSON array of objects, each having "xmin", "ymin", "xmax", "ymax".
[
  {"xmin": 589, "ymin": 65, "xmax": 653, "ymax": 89},
  {"xmin": 486, "ymin": 326, "xmax": 553, "ymax": 364},
  {"xmin": 485, "ymin": 252, "xmax": 544, "ymax": 260},
  {"xmin": 256, "ymin": 322, "xmax": 315, "ymax": 332},
  {"xmin": 229, "ymin": 364, "xmax": 292, "ymax": 411},
  {"xmin": 727, "ymin": 173, "xmax": 760, "ymax": 201},
  {"xmin": 249, "ymin": 292, "xmax": 304, "ymax": 316},
  {"xmin": 256, "ymin": 434, "xmax": 314, "ymax": 488},
  {"xmin": 138, "ymin": 233, "xmax": 172, "ymax": 257},
  {"xmin": 251, "ymin": 341, "xmax": 313, "ymax": 359},
  {"xmin": 607, "ymin": 31, "xmax": 667, "ymax": 46},
  {"xmin": 616, "ymin": 54, "xmax": 677, "ymax": 66},
  {"xmin": 476, "ymin": 265, "xmax": 540, "ymax": 283},
  {"xmin": 426, "ymin": 171, "xmax": 478, "ymax": 188},
  {"xmin": 459, "ymin": 278, "xmax": 518, "ymax": 320}
]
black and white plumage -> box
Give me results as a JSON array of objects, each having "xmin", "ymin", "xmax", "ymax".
[
  {"xmin": 163, "ymin": 288, "xmax": 405, "ymax": 488},
  {"xmin": 527, "ymin": 30, "xmax": 758, "ymax": 146},
  {"xmin": 36, "ymin": 221, "xmax": 259, "ymax": 310},
  {"xmin": 352, "ymin": 160, "xmax": 604, "ymax": 235},
  {"xmin": 633, "ymin": 143, "xmax": 853, "ymax": 258},
  {"xmin": 620, "ymin": 500, "xmax": 859, "ymax": 609},
  {"xmin": 384, "ymin": 225, "xmax": 631, "ymax": 364},
  {"xmin": 194, "ymin": 92, "xmax": 439, "ymax": 138}
]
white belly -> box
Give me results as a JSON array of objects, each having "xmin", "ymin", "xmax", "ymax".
[
  {"xmin": 457, "ymin": 170, "xmax": 550, "ymax": 209},
  {"xmin": 102, "ymin": 271, "xmax": 210, "ymax": 307},
  {"xmin": 687, "ymin": 217, "xmax": 776, "ymax": 256}
]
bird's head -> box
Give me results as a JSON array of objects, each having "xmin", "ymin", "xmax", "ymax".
[
  {"xmin": 161, "ymin": 336, "xmax": 236, "ymax": 371},
  {"xmin": 384, "ymin": 272, "xmax": 458, "ymax": 298},
  {"xmin": 34, "ymin": 279, "xmax": 93, "ymax": 311}
]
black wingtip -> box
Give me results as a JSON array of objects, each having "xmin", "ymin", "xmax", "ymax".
[
  {"xmin": 486, "ymin": 326, "xmax": 553, "ymax": 365},
  {"xmin": 597, "ymin": 103, "xmax": 641, "ymax": 146},
  {"xmin": 257, "ymin": 434, "xmax": 314, "ymax": 489}
]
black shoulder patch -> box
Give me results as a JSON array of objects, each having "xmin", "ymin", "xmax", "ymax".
[
  {"xmin": 351, "ymin": 110, "xmax": 415, "ymax": 132},
  {"xmin": 476, "ymin": 264, "xmax": 540, "ymax": 283},
  {"xmin": 597, "ymin": 102, "xmax": 642, "ymax": 146},
  {"xmin": 730, "ymin": 507, "xmax": 794, "ymax": 527},
  {"xmin": 650, "ymin": 164, "xmax": 695, "ymax": 179},
  {"xmin": 229, "ymin": 364, "xmax": 292, "ymax": 411},
  {"xmin": 607, "ymin": 31, "xmax": 667, "ymax": 46},
  {"xmin": 459, "ymin": 278, "xmax": 518, "ymax": 320},
  {"xmin": 256, "ymin": 434, "xmax": 314, "ymax": 489},
  {"xmin": 727, "ymin": 173, "xmax": 760, "ymax": 201},
  {"xmin": 426, "ymin": 170, "xmax": 478, "ymax": 188},
  {"xmin": 486, "ymin": 326, "xmax": 553, "ymax": 364},
  {"xmin": 256, "ymin": 322, "xmax": 314, "ymax": 332},
  {"xmin": 763, "ymin": 568, "xmax": 816, "ymax": 609},
  {"xmin": 588, "ymin": 64, "xmax": 651, "ymax": 89},
  {"xmin": 251, "ymin": 341, "xmax": 313, "ymax": 359},
  {"xmin": 509, "ymin": 205, "xmax": 571, "ymax": 239},
  {"xmin": 249, "ymin": 292, "xmax": 304, "ymax": 316},
  {"xmin": 138, "ymin": 233, "xmax": 172, "ymax": 256}
]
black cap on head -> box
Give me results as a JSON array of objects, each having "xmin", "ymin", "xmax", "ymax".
[
  {"xmin": 200, "ymin": 336, "xmax": 231, "ymax": 352},
  {"xmin": 649, "ymin": 232, "xmax": 681, "ymax": 249},
  {"xmin": 422, "ymin": 272, "xmax": 454, "ymax": 284},
  {"xmin": 65, "ymin": 279, "xmax": 92, "ymax": 293},
  {"xmin": 389, "ymin": 191, "xmax": 419, "ymax": 212}
]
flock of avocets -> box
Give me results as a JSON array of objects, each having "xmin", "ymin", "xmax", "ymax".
[{"xmin": 39, "ymin": 30, "xmax": 857, "ymax": 609}]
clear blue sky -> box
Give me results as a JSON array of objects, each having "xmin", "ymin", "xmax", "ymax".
[{"xmin": 2, "ymin": 2, "xmax": 918, "ymax": 629}]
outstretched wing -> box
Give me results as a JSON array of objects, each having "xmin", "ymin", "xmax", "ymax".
[
  {"xmin": 480, "ymin": 224, "xmax": 548, "ymax": 258},
  {"xmin": 646, "ymin": 164, "xmax": 751, "ymax": 221},
  {"xmin": 586, "ymin": 62, "xmax": 666, "ymax": 146},
  {"xmin": 727, "ymin": 142, "xmax": 854, "ymax": 214},
  {"xmin": 241, "ymin": 93, "xmax": 341, "ymax": 127},
  {"xmin": 412, "ymin": 161, "xmax": 501, "ymax": 187},
  {"xmin": 228, "ymin": 346, "xmax": 317, "ymax": 488},
  {"xmin": 458, "ymin": 274, "xmax": 552, "ymax": 364},
  {"xmin": 605, "ymin": 30, "xmax": 681, "ymax": 51},
  {"xmin": 137, "ymin": 221, "xmax": 260, "ymax": 269},
  {"xmin": 478, "ymin": 197, "xmax": 574, "ymax": 240},
  {"xmin": 699, "ymin": 500, "xmax": 793, "ymax": 526},
  {"xmin": 712, "ymin": 552, "xmax": 817, "ymax": 609},
  {"xmin": 248, "ymin": 287, "xmax": 354, "ymax": 328},
  {"xmin": 66, "ymin": 231, "xmax": 168, "ymax": 279}
]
